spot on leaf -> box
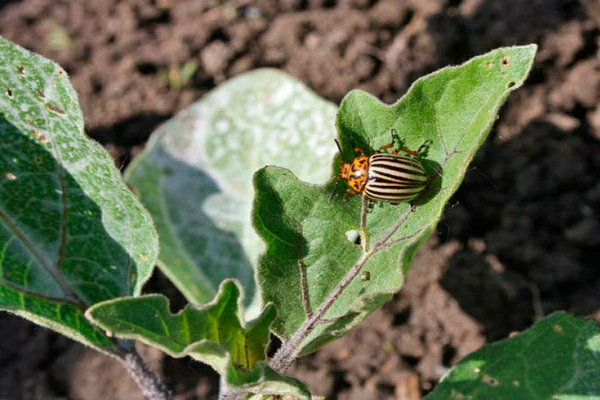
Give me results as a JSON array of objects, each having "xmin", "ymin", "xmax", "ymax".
[
  {"xmin": 33, "ymin": 129, "xmax": 49, "ymax": 143},
  {"xmin": 482, "ymin": 374, "xmax": 499, "ymax": 386},
  {"xmin": 46, "ymin": 103, "xmax": 65, "ymax": 115}
]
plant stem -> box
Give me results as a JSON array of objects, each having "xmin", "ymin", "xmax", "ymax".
[
  {"xmin": 269, "ymin": 201, "xmax": 415, "ymax": 373},
  {"xmin": 118, "ymin": 340, "xmax": 172, "ymax": 400},
  {"xmin": 218, "ymin": 377, "xmax": 247, "ymax": 400}
]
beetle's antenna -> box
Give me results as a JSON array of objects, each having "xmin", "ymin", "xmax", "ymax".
[
  {"xmin": 334, "ymin": 138, "xmax": 346, "ymax": 162},
  {"xmin": 330, "ymin": 139, "xmax": 345, "ymax": 201}
]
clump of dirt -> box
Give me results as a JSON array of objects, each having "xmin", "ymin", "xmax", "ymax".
[{"xmin": 1, "ymin": 0, "xmax": 599, "ymax": 398}]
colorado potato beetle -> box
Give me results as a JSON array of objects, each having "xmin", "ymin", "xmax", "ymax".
[{"xmin": 334, "ymin": 131, "xmax": 428, "ymax": 204}]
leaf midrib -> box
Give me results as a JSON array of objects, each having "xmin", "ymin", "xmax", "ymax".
[{"xmin": 0, "ymin": 207, "xmax": 78, "ymax": 305}]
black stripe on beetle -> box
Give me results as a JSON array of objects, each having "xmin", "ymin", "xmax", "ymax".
[{"xmin": 335, "ymin": 135, "xmax": 429, "ymax": 204}]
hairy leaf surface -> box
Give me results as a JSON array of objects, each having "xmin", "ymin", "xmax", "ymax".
[
  {"xmin": 427, "ymin": 312, "xmax": 600, "ymax": 399},
  {"xmin": 88, "ymin": 280, "xmax": 310, "ymax": 397},
  {"xmin": 0, "ymin": 37, "xmax": 158, "ymax": 353},
  {"xmin": 254, "ymin": 46, "xmax": 537, "ymax": 354}
]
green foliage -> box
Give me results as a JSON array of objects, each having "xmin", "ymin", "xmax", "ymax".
[
  {"xmin": 253, "ymin": 45, "xmax": 537, "ymax": 355},
  {"xmin": 160, "ymin": 61, "xmax": 197, "ymax": 91},
  {"xmin": 125, "ymin": 69, "xmax": 337, "ymax": 310},
  {"xmin": 0, "ymin": 37, "xmax": 158, "ymax": 353},
  {"xmin": 426, "ymin": 312, "xmax": 600, "ymax": 399},
  {"xmin": 88, "ymin": 280, "xmax": 310, "ymax": 397}
]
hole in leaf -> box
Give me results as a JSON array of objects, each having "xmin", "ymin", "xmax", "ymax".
[
  {"xmin": 5, "ymin": 87, "xmax": 13, "ymax": 98},
  {"xmin": 507, "ymin": 81, "xmax": 516, "ymax": 88},
  {"xmin": 482, "ymin": 374, "xmax": 499, "ymax": 386},
  {"xmin": 34, "ymin": 157, "xmax": 42, "ymax": 164},
  {"xmin": 33, "ymin": 129, "xmax": 48, "ymax": 143},
  {"xmin": 17, "ymin": 66, "xmax": 25, "ymax": 75},
  {"xmin": 501, "ymin": 55, "xmax": 510, "ymax": 66},
  {"xmin": 36, "ymin": 88, "xmax": 45, "ymax": 99},
  {"xmin": 345, "ymin": 230, "xmax": 361, "ymax": 245},
  {"xmin": 361, "ymin": 271, "xmax": 371, "ymax": 281}
]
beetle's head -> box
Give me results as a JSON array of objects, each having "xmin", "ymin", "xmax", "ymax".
[{"xmin": 339, "ymin": 161, "xmax": 353, "ymax": 180}]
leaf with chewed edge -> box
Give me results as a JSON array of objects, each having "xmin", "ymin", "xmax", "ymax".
[
  {"xmin": 254, "ymin": 45, "xmax": 537, "ymax": 355},
  {"xmin": 87, "ymin": 280, "xmax": 310, "ymax": 397}
]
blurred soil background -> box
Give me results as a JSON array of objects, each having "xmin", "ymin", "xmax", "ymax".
[{"xmin": 1, "ymin": 0, "xmax": 600, "ymax": 399}]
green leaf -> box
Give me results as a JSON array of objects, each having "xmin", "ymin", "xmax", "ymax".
[
  {"xmin": 87, "ymin": 280, "xmax": 310, "ymax": 398},
  {"xmin": 125, "ymin": 69, "xmax": 337, "ymax": 309},
  {"xmin": 426, "ymin": 312, "xmax": 600, "ymax": 399},
  {"xmin": 254, "ymin": 45, "xmax": 537, "ymax": 355},
  {"xmin": 0, "ymin": 37, "xmax": 157, "ymax": 353}
]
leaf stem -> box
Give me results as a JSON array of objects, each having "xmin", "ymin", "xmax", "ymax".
[
  {"xmin": 218, "ymin": 377, "xmax": 246, "ymax": 400},
  {"xmin": 269, "ymin": 202, "xmax": 415, "ymax": 372},
  {"xmin": 360, "ymin": 196, "xmax": 369, "ymax": 252},
  {"xmin": 118, "ymin": 340, "xmax": 172, "ymax": 400}
]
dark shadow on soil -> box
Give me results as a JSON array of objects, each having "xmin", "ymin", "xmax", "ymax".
[{"xmin": 441, "ymin": 120, "xmax": 600, "ymax": 340}]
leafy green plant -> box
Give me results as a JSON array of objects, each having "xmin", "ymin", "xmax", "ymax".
[{"xmin": 3, "ymin": 36, "xmax": 599, "ymax": 400}]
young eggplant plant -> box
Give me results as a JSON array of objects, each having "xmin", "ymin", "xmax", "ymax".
[{"xmin": 14, "ymin": 34, "xmax": 597, "ymax": 400}]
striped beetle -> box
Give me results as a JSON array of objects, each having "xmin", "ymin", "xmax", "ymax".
[{"xmin": 334, "ymin": 130, "xmax": 428, "ymax": 204}]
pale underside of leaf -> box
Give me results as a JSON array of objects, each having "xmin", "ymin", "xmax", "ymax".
[{"xmin": 125, "ymin": 69, "xmax": 337, "ymax": 314}]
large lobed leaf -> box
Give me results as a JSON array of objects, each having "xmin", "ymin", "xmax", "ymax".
[
  {"xmin": 125, "ymin": 69, "xmax": 337, "ymax": 311},
  {"xmin": 254, "ymin": 45, "xmax": 537, "ymax": 355},
  {"xmin": 426, "ymin": 312, "xmax": 600, "ymax": 399},
  {"xmin": 0, "ymin": 37, "xmax": 158, "ymax": 353},
  {"xmin": 88, "ymin": 280, "xmax": 310, "ymax": 398}
]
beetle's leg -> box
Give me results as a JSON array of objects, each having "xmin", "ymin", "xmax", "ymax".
[
  {"xmin": 366, "ymin": 199, "xmax": 375, "ymax": 213},
  {"xmin": 378, "ymin": 128, "xmax": 398, "ymax": 153},
  {"xmin": 343, "ymin": 132, "xmax": 366, "ymax": 155},
  {"xmin": 393, "ymin": 147, "xmax": 419, "ymax": 156},
  {"xmin": 392, "ymin": 140, "xmax": 430, "ymax": 156},
  {"xmin": 416, "ymin": 140, "xmax": 428, "ymax": 155}
]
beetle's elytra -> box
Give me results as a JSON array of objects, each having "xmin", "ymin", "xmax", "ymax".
[{"xmin": 335, "ymin": 131, "xmax": 428, "ymax": 204}]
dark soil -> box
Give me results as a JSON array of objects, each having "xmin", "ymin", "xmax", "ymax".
[{"xmin": 1, "ymin": 0, "xmax": 600, "ymax": 399}]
